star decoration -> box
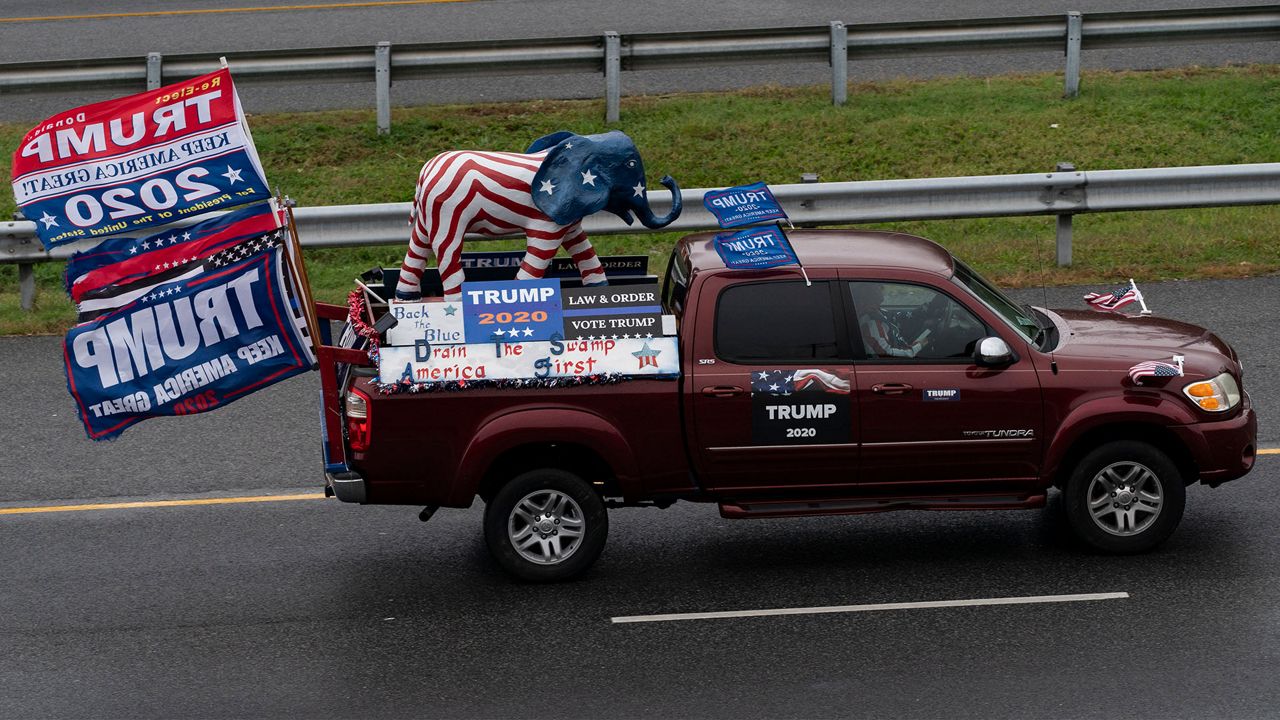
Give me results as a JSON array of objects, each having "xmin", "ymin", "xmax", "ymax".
[
  {"xmin": 129, "ymin": 247, "xmax": 138, "ymax": 255},
  {"xmin": 38, "ymin": 212, "xmax": 59, "ymax": 229},
  {"xmin": 539, "ymin": 180, "xmax": 556, "ymax": 195},
  {"xmin": 633, "ymin": 183, "xmax": 645, "ymax": 197},
  {"xmin": 182, "ymin": 232, "xmax": 192, "ymax": 241},
  {"xmin": 564, "ymin": 142, "xmax": 573, "ymax": 149},
  {"xmin": 580, "ymin": 169, "xmax": 597, "ymax": 186},
  {"xmin": 142, "ymin": 240, "xmax": 151, "ymax": 250},
  {"xmin": 442, "ymin": 304, "xmax": 458, "ymax": 316},
  {"xmin": 522, "ymin": 327, "xmax": 534, "ymax": 337},
  {"xmin": 168, "ymin": 235, "xmax": 178, "ymax": 245},
  {"xmin": 508, "ymin": 326, "xmax": 520, "ymax": 336},
  {"xmin": 632, "ymin": 341, "xmax": 661, "ymax": 369},
  {"xmin": 222, "ymin": 166, "xmax": 244, "ymax": 184}
]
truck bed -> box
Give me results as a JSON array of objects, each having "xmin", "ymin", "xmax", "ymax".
[{"xmin": 346, "ymin": 372, "xmax": 690, "ymax": 507}]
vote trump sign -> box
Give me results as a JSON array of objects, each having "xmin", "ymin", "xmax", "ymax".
[{"xmin": 12, "ymin": 68, "xmax": 270, "ymax": 249}]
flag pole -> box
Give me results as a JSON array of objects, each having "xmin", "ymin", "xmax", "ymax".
[
  {"xmin": 776, "ymin": 219, "xmax": 810, "ymax": 286},
  {"xmin": 1131, "ymin": 278, "xmax": 1151, "ymax": 315},
  {"xmin": 276, "ymin": 193, "xmax": 323, "ymax": 362}
]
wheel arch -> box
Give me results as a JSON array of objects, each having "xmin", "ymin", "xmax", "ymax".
[
  {"xmin": 1049, "ymin": 421, "xmax": 1197, "ymax": 489},
  {"xmin": 451, "ymin": 406, "xmax": 638, "ymax": 505}
]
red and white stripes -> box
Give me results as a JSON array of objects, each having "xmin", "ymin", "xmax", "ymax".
[{"xmin": 396, "ymin": 150, "xmax": 607, "ymax": 300}]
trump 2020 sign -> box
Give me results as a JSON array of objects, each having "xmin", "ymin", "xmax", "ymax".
[{"xmin": 12, "ymin": 68, "xmax": 270, "ymax": 249}]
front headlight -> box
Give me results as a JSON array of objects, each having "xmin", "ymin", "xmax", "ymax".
[{"xmin": 1182, "ymin": 372, "xmax": 1241, "ymax": 413}]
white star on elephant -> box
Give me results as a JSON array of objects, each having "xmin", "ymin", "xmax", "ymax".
[
  {"xmin": 221, "ymin": 166, "xmax": 244, "ymax": 184},
  {"xmin": 38, "ymin": 212, "xmax": 59, "ymax": 229},
  {"xmin": 632, "ymin": 183, "xmax": 645, "ymax": 197},
  {"xmin": 580, "ymin": 169, "xmax": 597, "ymax": 186},
  {"xmin": 539, "ymin": 180, "xmax": 555, "ymax": 195}
]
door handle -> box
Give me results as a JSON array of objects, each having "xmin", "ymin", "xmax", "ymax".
[
  {"xmin": 701, "ymin": 385, "xmax": 745, "ymax": 398},
  {"xmin": 871, "ymin": 383, "xmax": 913, "ymax": 396}
]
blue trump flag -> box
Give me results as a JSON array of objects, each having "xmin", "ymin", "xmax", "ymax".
[
  {"xmin": 64, "ymin": 246, "xmax": 310, "ymax": 441},
  {"xmin": 713, "ymin": 226, "xmax": 800, "ymax": 270},
  {"xmin": 702, "ymin": 181, "xmax": 788, "ymax": 229}
]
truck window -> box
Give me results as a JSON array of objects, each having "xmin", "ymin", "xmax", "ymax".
[
  {"xmin": 849, "ymin": 281, "xmax": 986, "ymax": 361},
  {"xmin": 716, "ymin": 281, "xmax": 840, "ymax": 362}
]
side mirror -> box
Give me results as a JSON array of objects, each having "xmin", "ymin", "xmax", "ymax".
[{"xmin": 974, "ymin": 336, "xmax": 1015, "ymax": 367}]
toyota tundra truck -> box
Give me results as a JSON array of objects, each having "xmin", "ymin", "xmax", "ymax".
[{"xmin": 314, "ymin": 230, "xmax": 1257, "ymax": 581}]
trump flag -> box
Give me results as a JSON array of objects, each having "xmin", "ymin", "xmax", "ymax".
[
  {"xmin": 12, "ymin": 68, "xmax": 270, "ymax": 249},
  {"xmin": 64, "ymin": 246, "xmax": 311, "ymax": 441}
]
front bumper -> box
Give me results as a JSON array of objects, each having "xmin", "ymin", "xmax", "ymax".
[
  {"xmin": 326, "ymin": 470, "xmax": 367, "ymax": 503},
  {"xmin": 1171, "ymin": 394, "xmax": 1258, "ymax": 487}
]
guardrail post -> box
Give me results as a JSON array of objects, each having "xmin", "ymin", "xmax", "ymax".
[
  {"xmin": 1064, "ymin": 11, "xmax": 1082, "ymax": 98},
  {"xmin": 375, "ymin": 42, "xmax": 392, "ymax": 135},
  {"xmin": 604, "ymin": 32, "xmax": 621, "ymax": 124},
  {"xmin": 18, "ymin": 262, "xmax": 34, "ymax": 311},
  {"xmin": 1056, "ymin": 214, "xmax": 1073, "ymax": 266},
  {"xmin": 1055, "ymin": 161, "xmax": 1077, "ymax": 266},
  {"xmin": 830, "ymin": 21, "xmax": 848, "ymax": 106},
  {"xmin": 146, "ymin": 52, "xmax": 162, "ymax": 90}
]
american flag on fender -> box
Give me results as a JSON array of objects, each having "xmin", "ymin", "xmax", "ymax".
[
  {"xmin": 1128, "ymin": 360, "xmax": 1183, "ymax": 384},
  {"xmin": 752, "ymin": 369, "xmax": 850, "ymax": 396},
  {"xmin": 1084, "ymin": 284, "xmax": 1138, "ymax": 310}
]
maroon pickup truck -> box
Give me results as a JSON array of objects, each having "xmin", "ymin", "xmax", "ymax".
[{"xmin": 315, "ymin": 230, "xmax": 1256, "ymax": 581}]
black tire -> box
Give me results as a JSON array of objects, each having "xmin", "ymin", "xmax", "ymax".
[
  {"xmin": 483, "ymin": 469, "xmax": 608, "ymax": 582},
  {"xmin": 1063, "ymin": 440, "xmax": 1186, "ymax": 554}
]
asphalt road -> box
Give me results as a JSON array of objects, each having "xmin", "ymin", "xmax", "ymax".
[
  {"xmin": 0, "ymin": 0, "xmax": 1277, "ymax": 121},
  {"xmin": 2, "ymin": 467, "xmax": 1277, "ymax": 718},
  {"xmin": 0, "ymin": 275, "xmax": 1277, "ymax": 718}
]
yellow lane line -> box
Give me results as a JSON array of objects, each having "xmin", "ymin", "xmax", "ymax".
[
  {"xmin": 0, "ymin": 0, "xmax": 474, "ymax": 24},
  {"xmin": 1260, "ymin": 448, "xmax": 1280, "ymax": 455},
  {"xmin": 0, "ymin": 493, "xmax": 325, "ymax": 515}
]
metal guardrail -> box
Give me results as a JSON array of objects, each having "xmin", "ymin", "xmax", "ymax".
[
  {"xmin": 5, "ymin": 162, "xmax": 1279, "ymax": 309},
  {"xmin": 0, "ymin": 6, "xmax": 1276, "ymax": 130}
]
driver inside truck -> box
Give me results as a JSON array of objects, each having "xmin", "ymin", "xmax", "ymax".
[{"xmin": 852, "ymin": 282, "xmax": 931, "ymax": 359}]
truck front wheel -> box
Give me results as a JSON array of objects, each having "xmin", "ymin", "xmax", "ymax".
[
  {"xmin": 1063, "ymin": 440, "xmax": 1186, "ymax": 554},
  {"xmin": 483, "ymin": 469, "xmax": 608, "ymax": 582}
]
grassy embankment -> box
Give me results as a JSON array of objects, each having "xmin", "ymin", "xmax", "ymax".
[{"xmin": 1, "ymin": 65, "xmax": 1278, "ymax": 334}]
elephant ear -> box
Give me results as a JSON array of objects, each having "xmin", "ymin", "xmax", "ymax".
[
  {"xmin": 525, "ymin": 131, "xmax": 577, "ymax": 154},
  {"xmin": 530, "ymin": 134, "xmax": 610, "ymax": 225}
]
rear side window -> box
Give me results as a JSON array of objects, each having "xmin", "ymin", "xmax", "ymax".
[
  {"xmin": 662, "ymin": 250, "xmax": 691, "ymax": 317},
  {"xmin": 715, "ymin": 281, "xmax": 839, "ymax": 362}
]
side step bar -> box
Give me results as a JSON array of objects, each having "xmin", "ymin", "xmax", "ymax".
[{"xmin": 719, "ymin": 493, "xmax": 1046, "ymax": 519}]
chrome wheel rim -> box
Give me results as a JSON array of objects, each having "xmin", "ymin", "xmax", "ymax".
[
  {"xmin": 1086, "ymin": 461, "xmax": 1163, "ymax": 536},
  {"xmin": 508, "ymin": 489, "xmax": 586, "ymax": 565}
]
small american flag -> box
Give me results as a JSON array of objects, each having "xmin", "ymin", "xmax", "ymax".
[
  {"xmin": 1084, "ymin": 284, "xmax": 1138, "ymax": 310},
  {"xmin": 1129, "ymin": 359, "xmax": 1183, "ymax": 384}
]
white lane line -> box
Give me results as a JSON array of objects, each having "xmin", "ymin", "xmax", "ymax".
[{"xmin": 610, "ymin": 591, "xmax": 1129, "ymax": 624}]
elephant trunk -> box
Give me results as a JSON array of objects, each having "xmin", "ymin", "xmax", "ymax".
[{"xmin": 634, "ymin": 175, "xmax": 682, "ymax": 229}]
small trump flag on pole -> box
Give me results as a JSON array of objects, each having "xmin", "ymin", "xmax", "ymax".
[{"xmin": 703, "ymin": 181, "xmax": 808, "ymax": 284}]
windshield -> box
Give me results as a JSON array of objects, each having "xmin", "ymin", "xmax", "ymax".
[{"xmin": 951, "ymin": 259, "xmax": 1042, "ymax": 345}]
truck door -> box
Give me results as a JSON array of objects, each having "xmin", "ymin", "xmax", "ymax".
[
  {"xmin": 842, "ymin": 278, "xmax": 1042, "ymax": 487},
  {"xmin": 688, "ymin": 271, "xmax": 861, "ymax": 493}
]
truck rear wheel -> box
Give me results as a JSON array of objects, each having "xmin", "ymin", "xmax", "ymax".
[
  {"xmin": 483, "ymin": 469, "xmax": 608, "ymax": 582},
  {"xmin": 1063, "ymin": 440, "xmax": 1186, "ymax": 554}
]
